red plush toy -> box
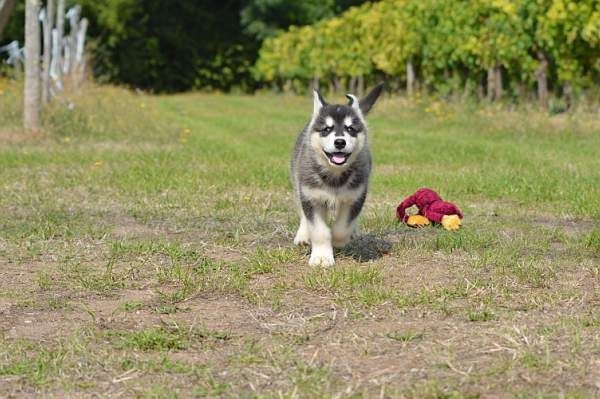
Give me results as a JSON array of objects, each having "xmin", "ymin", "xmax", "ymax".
[{"xmin": 396, "ymin": 188, "xmax": 463, "ymax": 230}]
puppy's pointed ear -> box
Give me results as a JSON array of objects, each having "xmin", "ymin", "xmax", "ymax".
[
  {"xmin": 359, "ymin": 83, "xmax": 385, "ymax": 115},
  {"xmin": 313, "ymin": 89, "xmax": 326, "ymax": 116},
  {"xmin": 346, "ymin": 94, "xmax": 360, "ymax": 112}
]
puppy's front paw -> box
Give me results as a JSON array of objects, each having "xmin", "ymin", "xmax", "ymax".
[{"xmin": 309, "ymin": 247, "xmax": 335, "ymax": 267}]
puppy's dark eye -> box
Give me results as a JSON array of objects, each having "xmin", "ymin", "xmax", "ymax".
[
  {"xmin": 346, "ymin": 125, "xmax": 355, "ymax": 133},
  {"xmin": 322, "ymin": 126, "xmax": 333, "ymax": 133}
]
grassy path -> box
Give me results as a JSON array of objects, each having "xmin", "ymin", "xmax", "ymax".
[{"xmin": 0, "ymin": 83, "xmax": 599, "ymax": 397}]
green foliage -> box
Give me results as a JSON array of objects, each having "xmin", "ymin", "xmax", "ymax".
[
  {"xmin": 241, "ymin": 0, "xmax": 336, "ymax": 41},
  {"xmin": 1, "ymin": 0, "xmax": 373, "ymax": 91},
  {"xmin": 255, "ymin": 0, "xmax": 600, "ymax": 99},
  {"xmin": 537, "ymin": 0, "xmax": 600, "ymax": 87},
  {"xmin": 241, "ymin": 0, "xmax": 370, "ymax": 41},
  {"xmin": 76, "ymin": 0, "xmax": 258, "ymax": 92},
  {"xmin": 2, "ymin": 0, "xmax": 597, "ymax": 97}
]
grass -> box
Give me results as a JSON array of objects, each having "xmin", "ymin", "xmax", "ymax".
[
  {"xmin": 468, "ymin": 308, "xmax": 495, "ymax": 322},
  {"xmin": 107, "ymin": 325, "xmax": 231, "ymax": 351},
  {"xmin": 0, "ymin": 78, "xmax": 599, "ymax": 397},
  {"xmin": 385, "ymin": 330, "xmax": 424, "ymax": 342}
]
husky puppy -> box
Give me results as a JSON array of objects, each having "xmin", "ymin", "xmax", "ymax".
[{"xmin": 291, "ymin": 84, "xmax": 384, "ymax": 267}]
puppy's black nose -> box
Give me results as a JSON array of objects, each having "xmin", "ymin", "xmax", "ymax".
[{"xmin": 334, "ymin": 138, "xmax": 346, "ymax": 149}]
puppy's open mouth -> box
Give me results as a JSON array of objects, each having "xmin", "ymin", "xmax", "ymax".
[{"xmin": 324, "ymin": 151, "xmax": 351, "ymax": 166}]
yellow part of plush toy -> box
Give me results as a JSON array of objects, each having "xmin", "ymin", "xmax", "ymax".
[
  {"xmin": 406, "ymin": 215, "xmax": 430, "ymax": 227},
  {"xmin": 441, "ymin": 214, "xmax": 462, "ymax": 230}
]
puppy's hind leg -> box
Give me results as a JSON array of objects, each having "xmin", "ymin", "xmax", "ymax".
[{"xmin": 332, "ymin": 203, "xmax": 354, "ymax": 248}]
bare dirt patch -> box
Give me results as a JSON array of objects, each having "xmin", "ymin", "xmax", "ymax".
[
  {"xmin": 0, "ymin": 129, "xmax": 48, "ymax": 145},
  {"xmin": 534, "ymin": 216, "xmax": 596, "ymax": 236},
  {"xmin": 111, "ymin": 215, "xmax": 165, "ymax": 240}
]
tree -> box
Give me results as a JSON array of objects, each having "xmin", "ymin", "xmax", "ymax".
[
  {"xmin": 24, "ymin": 0, "xmax": 41, "ymax": 131},
  {"xmin": 537, "ymin": 0, "xmax": 599, "ymax": 105},
  {"xmin": 255, "ymin": 0, "xmax": 600, "ymax": 102},
  {"xmin": 241, "ymin": 0, "xmax": 335, "ymax": 41},
  {"xmin": 240, "ymin": 0, "xmax": 371, "ymax": 41},
  {"xmin": 0, "ymin": 0, "xmax": 16, "ymax": 40},
  {"xmin": 77, "ymin": 0, "xmax": 259, "ymax": 92}
]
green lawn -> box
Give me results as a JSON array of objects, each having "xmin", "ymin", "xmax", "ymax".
[{"xmin": 0, "ymin": 81, "xmax": 599, "ymax": 398}]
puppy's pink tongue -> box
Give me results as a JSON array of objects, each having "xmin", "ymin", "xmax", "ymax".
[{"xmin": 332, "ymin": 155, "xmax": 346, "ymax": 164}]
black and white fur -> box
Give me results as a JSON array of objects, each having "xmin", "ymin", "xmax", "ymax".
[{"xmin": 291, "ymin": 84, "xmax": 384, "ymax": 267}]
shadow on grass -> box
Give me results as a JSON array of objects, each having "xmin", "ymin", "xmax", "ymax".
[{"xmin": 340, "ymin": 234, "xmax": 393, "ymax": 262}]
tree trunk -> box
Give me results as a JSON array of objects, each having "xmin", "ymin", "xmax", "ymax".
[
  {"xmin": 357, "ymin": 74, "xmax": 364, "ymax": 96},
  {"xmin": 310, "ymin": 76, "xmax": 319, "ymax": 92},
  {"xmin": 477, "ymin": 80, "xmax": 485, "ymax": 100},
  {"xmin": 534, "ymin": 51, "xmax": 548, "ymax": 107},
  {"xmin": 563, "ymin": 83, "xmax": 573, "ymax": 110},
  {"xmin": 486, "ymin": 67, "xmax": 495, "ymax": 102},
  {"xmin": 55, "ymin": 0, "xmax": 65, "ymax": 85},
  {"xmin": 0, "ymin": 0, "xmax": 17, "ymax": 40},
  {"xmin": 24, "ymin": 0, "xmax": 41, "ymax": 131},
  {"xmin": 494, "ymin": 66, "xmax": 502, "ymax": 100},
  {"xmin": 333, "ymin": 76, "xmax": 341, "ymax": 95},
  {"xmin": 348, "ymin": 76, "xmax": 357, "ymax": 94},
  {"xmin": 406, "ymin": 59, "xmax": 415, "ymax": 97},
  {"xmin": 42, "ymin": 0, "xmax": 54, "ymax": 105},
  {"xmin": 461, "ymin": 75, "xmax": 470, "ymax": 101},
  {"xmin": 393, "ymin": 77, "xmax": 401, "ymax": 94}
]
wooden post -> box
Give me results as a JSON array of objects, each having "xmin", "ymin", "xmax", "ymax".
[
  {"xmin": 62, "ymin": 36, "xmax": 70, "ymax": 74},
  {"xmin": 75, "ymin": 17, "xmax": 87, "ymax": 84},
  {"xmin": 24, "ymin": 0, "xmax": 41, "ymax": 131},
  {"xmin": 55, "ymin": 0, "xmax": 65, "ymax": 85},
  {"xmin": 50, "ymin": 28, "xmax": 60, "ymax": 90},
  {"xmin": 67, "ymin": 5, "xmax": 80, "ymax": 75},
  {"xmin": 42, "ymin": 0, "xmax": 54, "ymax": 105}
]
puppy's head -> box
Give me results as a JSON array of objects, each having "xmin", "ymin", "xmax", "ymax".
[{"xmin": 310, "ymin": 84, "xmax": 384, "ymax": 169}]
